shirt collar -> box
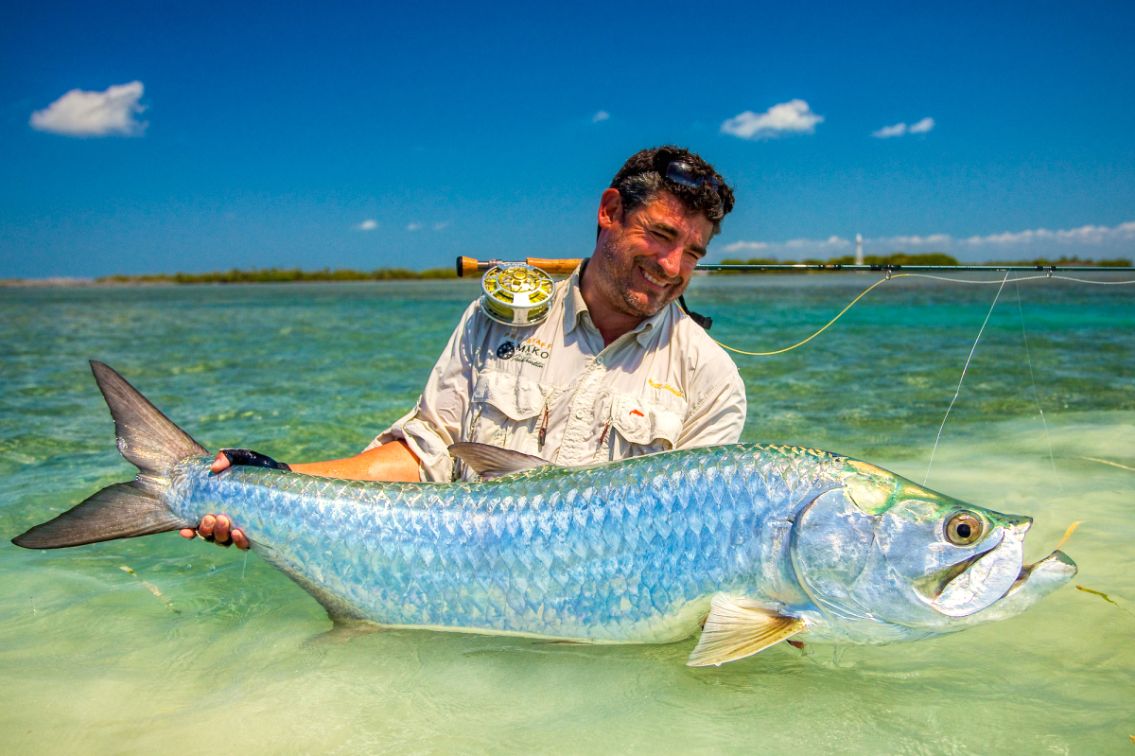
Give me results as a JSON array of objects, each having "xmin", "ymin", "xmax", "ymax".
[{"xmin": 563, "ymin": 264, "xmax": 588, "ymax": 336}]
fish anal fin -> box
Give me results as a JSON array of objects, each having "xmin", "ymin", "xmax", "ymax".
[
  {"xmin": 268, "ymin": 556, "xmax": 368, "ymax": 623},
  {"xmin": 448, "ymin": 442, "xmax": 552, "ymax": 480},
  {"xmin": 687, "ymin": 595, "xmax": 805, "ymax": 668}
]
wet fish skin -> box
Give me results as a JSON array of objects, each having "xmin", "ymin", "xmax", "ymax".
[
  {"xmin": 167, "ymin": 444, "xmax": 830, "ymax": 643},
  {"xmin": 11, "ymin": 362, "xmax": 1076, "ymax": 666}
]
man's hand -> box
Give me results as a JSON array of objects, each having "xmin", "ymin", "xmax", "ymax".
[
  {"xmin": 178, "ymin": 443, "xmax": 422, "ymax": 549},
  {"xmin": 178, "ymin": 450, "xmax": 279, "ymax": 549},
  {"xmin": 179, "ymin": 512, "xmax": 249, "ymax": 550},
  {"xmin": 212, "ymin": 448, "xmax": 291, "ymax": 472}
]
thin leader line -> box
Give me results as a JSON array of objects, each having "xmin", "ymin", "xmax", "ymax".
[
  {"xmin": 923, "ymin": 272, "xmax": 1012, "ymax": 485},
  {"xmin": 1014, "ymin": 282, "xmax": 1060, "ymax": 486}
]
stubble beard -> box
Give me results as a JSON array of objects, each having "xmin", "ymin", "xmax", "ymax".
[{"xmin": 597, "ymin": 236, "xmax": 685, "ymax": 320}]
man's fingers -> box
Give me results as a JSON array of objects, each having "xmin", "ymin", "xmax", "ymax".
[
  {"xmin": 213, "ymin": 515, "xmax": 232, "ymax": 545},
  {"xmin": 183, "ymin": 513, "xmax": 246, "ymax": 548},
  {"xmin": 231, "ymin": 529, "xmax": 250, "ymax": 550},
  {"xmin": 210, "ymin": 452, "xmax": 232, "ymax": 474}
]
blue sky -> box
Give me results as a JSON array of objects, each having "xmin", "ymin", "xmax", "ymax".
[{"xmin": 2, "ymin": 0, "xmax": 1133, "ymax": 278}]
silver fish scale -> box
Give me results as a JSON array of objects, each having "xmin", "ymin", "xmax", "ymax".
[{"xmin": 168, "ymin": 445, "xmax": 846, "ymax": 642}]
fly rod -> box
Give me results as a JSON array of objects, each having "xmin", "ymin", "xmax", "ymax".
[
  {"xmin": 457, "ymin": 255, "xmax": 1134, "ymax": 343},
  {"xmin": 456, "ymin": 256, "xmax": 1135, "ymax": 277}
]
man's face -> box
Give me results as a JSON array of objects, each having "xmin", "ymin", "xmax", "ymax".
[{"xmin": 590, "ymin": 189, "xmax": 714, "ymax": 319}]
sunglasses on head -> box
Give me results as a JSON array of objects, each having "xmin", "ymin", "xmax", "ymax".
[{"xmin": 663, "ymin": 160, "xmax": 722, "ymax": 193}]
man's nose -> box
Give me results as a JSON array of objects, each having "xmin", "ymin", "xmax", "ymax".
[{"xmin": 656, "ymin": 246, "xmax": 683, "ymax": 278}]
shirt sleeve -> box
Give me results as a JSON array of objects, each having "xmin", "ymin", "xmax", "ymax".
[
  {"xmin": 366, "ymin": 301, "xmax": 481, "ymax": 481},
  {"xmin": 675, "ymin": 352, "xmax": 747, "ymax": 449}
]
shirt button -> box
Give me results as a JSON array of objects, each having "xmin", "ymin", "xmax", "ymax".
[{"xmin": 574, "ymin": 410, "xmax": 587, "ymax": 420}]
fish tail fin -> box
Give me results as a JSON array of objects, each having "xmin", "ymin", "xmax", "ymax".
[
  {"xmin": 12, "ymin": 480, "xmax": 190, "ymax": 549},
  {"xmin": 88, "ymin": 360, "xmax": 208, "ymax": 477},
  {"xmin": 11, "ymin": 361, "xmax": 206, "ymax": 549}
]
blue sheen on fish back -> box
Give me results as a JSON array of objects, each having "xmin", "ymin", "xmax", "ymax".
[{"xmin": 169, "ymin": 445, "xmax": 841, "ymax": 642}]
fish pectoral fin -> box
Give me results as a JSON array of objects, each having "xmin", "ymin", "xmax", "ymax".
[
  {"xmin": 687, "ymin": 595, "xmax": 805, "ymax": 668},
  {"xmin": 448, "ymin": 442, "xmax": 553, "ymax": 480}
]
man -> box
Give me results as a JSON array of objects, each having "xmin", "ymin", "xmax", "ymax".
[{"xmin": 191, "ymin": 145, "xmax": 746, "ymax": 549}]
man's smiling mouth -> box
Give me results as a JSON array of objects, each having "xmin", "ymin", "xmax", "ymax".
[{"xmin": 639, "ymin": 267, "xmax": 671, "ymax": 288}]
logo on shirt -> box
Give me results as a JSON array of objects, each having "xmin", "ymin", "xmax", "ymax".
[{"xmin": 495, "ymin": 337, "xmax": 551, "ymax": 368}]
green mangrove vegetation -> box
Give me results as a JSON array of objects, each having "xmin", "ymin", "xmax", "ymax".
[
  {"xmin": 5, "ymin": 254, "xmax": 1130, "ymax": 286},
  {"xmin": 718, "ymin": 252, "xmax": 1132, "ymax": 270},
  {"xmin": 94, "ymin": 266, "xmax": 458, "ymax": 284}
]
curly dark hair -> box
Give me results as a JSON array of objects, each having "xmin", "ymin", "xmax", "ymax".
[{"xmin": 609, "ymin": 145, "xmax": 735, "ymax": 232}]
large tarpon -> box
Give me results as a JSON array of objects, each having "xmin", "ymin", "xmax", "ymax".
[{"xmin": 13, "ymin": 362, "xmax": 1075, "ymax": 666}]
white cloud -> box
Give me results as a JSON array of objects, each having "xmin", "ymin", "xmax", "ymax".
[
  {"xmin": 721, "ymin": 99, "xmax": 823, "ymax": 140},
  {"xmin": 721, "ymin": 241, "xmax": 770, "ymax": 254},
  {"xmin": 30, "ymin": 81, "xmax": 147, "ymax": 137},
  {"xmin": 432, "ymin": 221, "xmax": 450, "ymax": 231},
  {"xmin": 961, "ymin": 222, "xmax": 1135, "ymax": 247},
  {"xmin": 723, "ymin": 235, "xmax": 850, "ymax": 257},
  {"xmin": 872, "ymin": 122, "xmax": 907, "ymax": 139},
  {"xmin": 909, "ymin": 117, "xmax": 935, "ymax": 134},
  {"xmin": 877, "ymin": 233, "xmax": 952, "ymax": 247},
  {"xmin": 356, "ymin": 219, "xmax": 378, "ymax": 231},
  {"xmin": 406, "ymin": 222, "xmax": 423, "ymax": 232},
  {"xmin": 719, "ymin": 221, "xmax": 1135, "ymax": 262},
  {"xmin": 873, "ymin": 116, "xmax": 934, "ymax": 139},
  {"xmin": 592, "ymin": 110, "xmax": 610, "ymax": 123}
]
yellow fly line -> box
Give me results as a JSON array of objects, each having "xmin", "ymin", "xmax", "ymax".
[
  {"xmin": 713, "ymin": 273, "xmax": 909, "ymax": 357},
  {"xmin": 709, "ymin": 269, "xmax": 1135, "ymax": 357}
]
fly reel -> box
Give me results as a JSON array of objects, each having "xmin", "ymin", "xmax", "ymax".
[{"xmin": 479, "ymin": 263, "xmax": 555, "ymax": 326}]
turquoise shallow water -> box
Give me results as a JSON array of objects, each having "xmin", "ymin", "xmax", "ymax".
[{"xmin": 1, "ymin": 274, "xmax": 1133, "ymax": 754}]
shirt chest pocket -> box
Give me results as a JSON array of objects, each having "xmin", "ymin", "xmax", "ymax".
[
  {"xmin": 468, "ymin": 370, "xmax": 546, "ymax": 450},
  {"xmin": 607, "ymin": 392, "xmax": 685, "ymax": 455}
]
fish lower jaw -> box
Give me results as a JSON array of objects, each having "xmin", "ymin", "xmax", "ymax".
[
  {"xmin": 947, "ymin": 550, "xmax": 1076, "ymax": 628},
  {"xmin": 1006, "ymin": 550, "xmax": 1077, "ymax": 596}
]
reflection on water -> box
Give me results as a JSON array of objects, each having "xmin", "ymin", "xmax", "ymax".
[{"xmin": 1, "ymin": 277, "xmax": 1132, "ymax": 753}]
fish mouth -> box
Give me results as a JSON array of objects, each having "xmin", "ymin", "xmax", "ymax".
[
  {"xmin": 918, "ymin": 536, "xmax": 1077, "ymax": 620},
  {"xmin": 917, "ymin": 547, "xmax": 996, "ymax": 600},
  {"xmin": 953, "ymin": 550, "xmax": 1078, "ymax": 626},
  {"xmin": 921, "ymin": 548, "xmax": 1065, "ymax": 602}
]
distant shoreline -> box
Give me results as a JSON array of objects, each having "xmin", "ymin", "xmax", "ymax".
[
  {"xmin": 3, "ymin": 254, "xmax": 1130, "ymax": 286},
  {"xmin": 1, "ymin": 267, "xmax": 461, "ymax": 287}
]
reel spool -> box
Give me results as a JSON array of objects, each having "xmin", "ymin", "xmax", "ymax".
[{"xmin": 480, "ymin": 263, "xmax": 555, "ymax": 326}]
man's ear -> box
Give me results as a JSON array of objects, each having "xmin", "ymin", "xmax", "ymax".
[{"xmin": 597, "ymin": 188, "xmax": 623, "ymax": 230}]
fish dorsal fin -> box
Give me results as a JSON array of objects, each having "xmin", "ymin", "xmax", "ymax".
[
  {"xmin": 687, "ymin": 595, "xmax": 806, "ymax": 667},
  {"xmin": 448, "ymin": 442, "xmax": 552, "ymax": 480}
]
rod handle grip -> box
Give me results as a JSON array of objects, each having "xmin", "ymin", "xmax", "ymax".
[
  {"xmin": 525, "ymin": 257, "xmax": 583, "ymax": 275},
  {"xmin": 456, "ymin": 256, "xmax": 483, "ymax": 278},
  {"xmin": 456, "ymin": 256, "xmax": 583, "ymax": 277}
]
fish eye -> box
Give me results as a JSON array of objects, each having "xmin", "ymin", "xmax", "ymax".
[{"xmin": 944, "ymin": 511, "xmax": 983, "ymax": 546}]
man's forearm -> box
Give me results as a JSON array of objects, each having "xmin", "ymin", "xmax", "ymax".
[{"xmin": 290, "ymin": 439, "xmax": 421, "ymax": 482}]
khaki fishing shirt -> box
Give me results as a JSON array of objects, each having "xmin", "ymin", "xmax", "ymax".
[{"xmin": 368, "ymin": 265, "xmax": 746, "ymax": 481}]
